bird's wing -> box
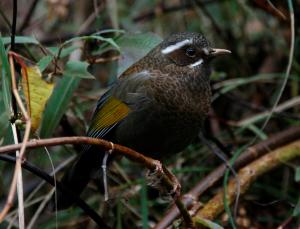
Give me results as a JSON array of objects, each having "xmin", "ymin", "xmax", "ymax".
[
  {"xmin": 86, "ymin": 70, "xmax": 152, "ymax": 140},
  {"xmin": 87, "ymin": 95, "xmax": 130, "ymax": 139}
]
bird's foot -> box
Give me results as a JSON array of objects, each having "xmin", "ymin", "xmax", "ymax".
[
  {"xmin": 163, "ymin": 166, "xmax": 181, "ymax": 200},
  {"xmin": 167, "ymin": 175, "xmax": 181, "ymax": 200},
  {"xmin": 146, "ymin": 160, "xmax": 164, "ymax": 189},
  {"xmin": 146, "ymin": 160, "xmax": 182, "ymax": 201}
]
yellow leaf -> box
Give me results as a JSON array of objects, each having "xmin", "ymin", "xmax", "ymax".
[{"xmin": 21, "ymin": 66, "xmax": 54, "ymax": 132}]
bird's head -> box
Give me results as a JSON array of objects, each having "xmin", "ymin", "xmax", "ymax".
[{"xmin": 159, "ymin": 32, "xmax": 230, "ymax": 69}]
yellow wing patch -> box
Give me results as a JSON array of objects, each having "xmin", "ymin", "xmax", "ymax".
[{"xmin": 90, "ymin": 97, "xmax": 130, "ymax": 132}]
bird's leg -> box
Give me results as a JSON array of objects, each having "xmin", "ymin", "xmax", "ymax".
[
  {"xmin": 162, "ymin": 165, "xmax": 181, "ymax": 200},
  {"xmin": 102, "ymin": 142, "xmax": 114, "ymax": 201}
]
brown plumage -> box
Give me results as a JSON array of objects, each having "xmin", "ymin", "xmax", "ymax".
[{"xmin": 53, "ymin": 32, "xmax": 230, "ymax": 210}]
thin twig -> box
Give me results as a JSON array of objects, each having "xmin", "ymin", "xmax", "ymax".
[
  {"xmin": 0, "ymin": 6, "xmax": 11, "ymax": 29},
  {"xmin": 10, "ymin": 0, "xmax": 17, "ymax": 52},
  {"xmin": 253, "ymin": 0, "xmax": 287, "ymax": 20},
  {"xmin": 221, "ymin": 4, "xmax": 295, "ymax": 227},
  {"xmin": 235, "ymin": 95, "xmax": 300, "ymax": 127},
  {"xmin": 6, "ymin": 155, "xmax": 75, "ymax": 228},
  {"xmin": 256, "ymin": 0, "xmax": 294, "ymax": 140},
  {"xmin": 0, "ymin": 136, "xmax": 192, "ymax": 226},
  {"xmin": 194, "ymin": 140, "xmax": 300, "ymax": 221},
  {"xmin": 18, "ymin": 0, "xmax": 39, "ymax": 33},
  {"xmin": 8, "ymin": 2, "xmax": 25, "ymax": 227},
  {"xmin": 132, "ymin": 0, "xmax": 216, "ymax": 22},
  {"xmin": 0, "ymin": 55, "xmax": 32, "ymax": 225},
  {"xmin": 76, "ymin": 1, "xmax": 103, "ymax": 35},
  {"xmin": 194, "ymin": 0, "xmax": 224, "ymax": 38},
  {"xmin": 26, "ymin": 189, "xmax": 55, "ymax": 229},
  {"xmin": 0, "ymin": 155, "xmax": 109, "ymax": 228},
  {"xmin": 10, "ymin": 123, "xmax": 25, "ymax": 228},
  {"xmin": 154, "ymin": 126, "xmax": 300, "ymax": 229}
]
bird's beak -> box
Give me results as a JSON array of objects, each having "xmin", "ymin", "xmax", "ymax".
[{"xmin": 210, "ymin": 48, "xmax": 231, "ymax": 57}]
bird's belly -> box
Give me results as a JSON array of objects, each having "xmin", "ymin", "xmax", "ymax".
[{"xmin": 113, "ymin": 108, "xmax": 201, "ymax": 159}]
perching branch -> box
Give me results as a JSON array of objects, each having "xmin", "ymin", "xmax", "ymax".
[{"xmin": 0, "ymin": 136, "xmax": 193, "ymax": 227}]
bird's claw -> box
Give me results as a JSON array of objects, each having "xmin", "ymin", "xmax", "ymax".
[
  {"xmin": 146, "ymin": 160, "xmax": 164, "ymax": 188},
  {"xmin": 168, "ymin": 181, "xmax": 181, "ymax": 200},
  {"xmin": 146, "ymin": 160, "xmax": 182, "ymax": 201}
]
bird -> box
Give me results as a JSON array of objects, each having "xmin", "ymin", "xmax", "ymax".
[{"xmin": 54, "ymin": 32, "xmax": 230, "ymax": 210}]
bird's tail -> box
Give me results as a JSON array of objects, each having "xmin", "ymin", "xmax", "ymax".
[{"xmin": 51, "ymin": 147, "xmax": 109, "ymax": 210}]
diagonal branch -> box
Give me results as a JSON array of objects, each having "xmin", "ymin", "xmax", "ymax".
[
  {"xmin": 0, "ymin": 136, "xmax": 193, "ymax": 226},
  {"xmin": 194, "ymin": 139, "xmax": 300, "ymax": 221}
]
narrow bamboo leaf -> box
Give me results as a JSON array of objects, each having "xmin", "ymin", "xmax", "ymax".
[
  {"xmin": 46, "ymin": 45, "xmax": 81, "ymax": 58},
  {"xmin": 246, "ymin": 124, "xmax": 268, "ymax": 140},
  {"xmin": 60, "ymin": 45, "xmax": 82, "ymax": 58},
  {"xmin": 293, "ymin": 197, "xmax": 300, "ymax": 216},
  {"xmin": 0, "ymin": 34, "xmax": 11, "ymax": 115},
  {"xmin": 93, "ymin": 29, "xmax": 125, "ymax": 35},
  {"xmin": 37, "ymin": 55, "xmax": 54, "ymax": 72},
  {"xmin": 1, "ymin": 36, "xmax": 39, "ymax": 45},
  {"xmin": 39, "ymin": 76, "xmax": 80, "ymax": 137},
  {"xmin": 195, "ymin": 217, "xmax": 224, "ymax": 229},
  {"xmin": 61, "ymin": 35, "xmax": 120, "ymax": 52},
  {"xmin": 140, "ymin": 178, "xmax": 149, "ymax": 229},
  {"xmin": 295, "ymin": 166, "xmax": 300, "ymax": 182},
  {"xmin": 0, "ymin": 98, "xmax": 10, "ymax": 140},
  {"xmin": 64, "ymin": 60, "xmax": 94, "ymax": 79}
]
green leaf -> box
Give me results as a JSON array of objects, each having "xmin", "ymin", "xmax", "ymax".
[
  {"xmin": 195, "ymin": 217, "xmax": 224, "ymax": 229},
  {"xmin": 39, "ymin": 76, "xmax": 80, "ymax": 137},
  {"xmin": 63, "ymin": 60, "xmax": 94, "ymax": 79},
  {"xmin": 61, "ymin": 35, "xmax": 120, "ymax": 54},
  {"xmin": 245, "ymin": 124, "xmax": 268, "ymax": 140},
  {"xmin": 37, "ymin": 55, "xmax": 54, "ymax": 72},
  {"xmin": 212, "ymin": 73, "xmax": 288, "ymax": 101},
  {"xmin": 293, "ymin": 197, "xmax": 300, "ymax": 216},
  {"xmin": 0, "ymin": 98, "xmax": 10, "ymax": 141},
  {"xmin": 93, "ymin": 29, "xmax": 125, "ymax": 35},
  {"xmin": 140, "ymin": 178, "xmax": 149, "ymax": 229},
  {"xmin": 60, "ymin": 45, "xmax": 82, "ymax": 58},
  {"xmin": 1, "ymin": 36, "xmax": 39, "ymax": 45},
  {"xmin": 46, "ymin": 45, "xmax": 81, "ymax": 58},
  {"xmin": 115, "ymin": 32, "xmax": 162, "ymax": 76},
  {"xmin": 295, "ymin": 166, "xmax": 300, "ymax": 182},
  {"xmin": 0, "ymin": 34, "xmax": 11, "ymax": 115}
]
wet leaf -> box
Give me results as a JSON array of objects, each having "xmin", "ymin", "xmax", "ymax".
[
  {"xmin": 39, "ymin": 76, "xmax": 80, "ymax": 138},
  {"xmin": 21, "ymin": 66, "xmax": 54, "ymax": 132}
]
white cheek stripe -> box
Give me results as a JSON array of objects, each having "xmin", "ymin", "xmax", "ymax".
[
  {"xmin": 203, "ymin": 48, "xmax": 209, "ymax": 55},
  {"xmin": 189, "ymin": 58, "xmax": 203, "ymax": 68},
  {"xmin": 161, "ymin": 39, "xmax": 192, "ymax": 54}
]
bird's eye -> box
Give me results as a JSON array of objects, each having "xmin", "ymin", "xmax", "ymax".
[{"xmin": 185, "ymin": 47, "xmax": 196, "ymax": 57}]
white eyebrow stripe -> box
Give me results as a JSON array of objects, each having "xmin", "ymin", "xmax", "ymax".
[
  {"xmin": 189, "ymin": 58, "xmax": 203, "ymax": 68},
  {"xmin": 161, "ymin": 39, "xmax": 192, "ymax": 54}
]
